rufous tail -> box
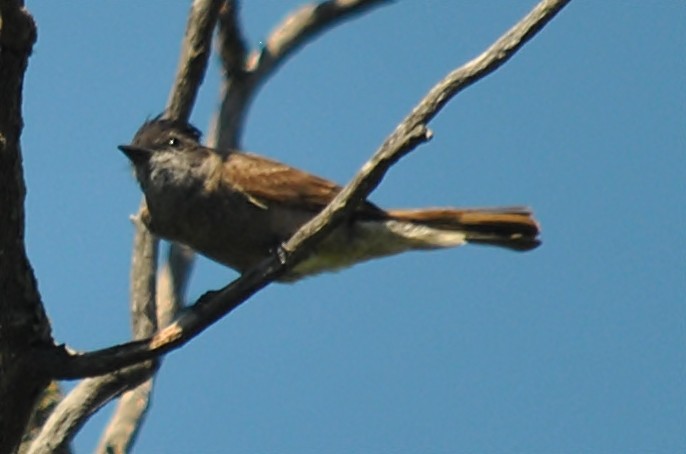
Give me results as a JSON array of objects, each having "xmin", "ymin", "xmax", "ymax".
[{"xmin": 386, "ymin": 207, "xmax": 541, "ymax": 251}]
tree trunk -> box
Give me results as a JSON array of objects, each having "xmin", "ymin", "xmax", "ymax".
[{"xmin": 0, "ymin": 2, "xmax": 53, "ymax": 453}]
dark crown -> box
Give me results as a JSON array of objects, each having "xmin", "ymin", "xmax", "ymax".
[{"xmin": 130, "ymin": 115, "xmax": 202, "ymax": 149}]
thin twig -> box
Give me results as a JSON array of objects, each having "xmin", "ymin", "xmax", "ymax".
[
  {"xmin": 40, "ymin": 0, "xmax": 571, "ymax": 381},
  {"xmin": 249, "ymin": 0, "xmax": 390, "ymax": 76},
  {"xmin": 212, "ymin": 0, "xmax": 390, "ymax": 149}
]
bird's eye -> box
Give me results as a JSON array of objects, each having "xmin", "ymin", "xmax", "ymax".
[{"xmin": 168, "ymin": 137, "xmax": 180, "ymax": 148}]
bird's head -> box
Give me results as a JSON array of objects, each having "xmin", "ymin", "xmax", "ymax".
[{"xmin": 119, "ymin": 117, "xmax": 208, "ymax": 190}]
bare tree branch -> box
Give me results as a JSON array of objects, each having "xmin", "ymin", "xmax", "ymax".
[
  {"xmin": 129, "ymin": 214, "xmax": 161, "ymax": 339},
  {"xmin": 28, "ymin": 1, "xmax": 222, "ymax": 452},
  {"xmin": 156, "ymin": 244, "xmax": 195, "ymax": 327},
  {"xmin": 166, "ymin": 0, "xmax": 224, "ymax": 121},
  {"xmin": 27, "ymin": 209, "xmax": 163, "ymax": 454},
  {"xmin": 217, "ymin": 0, "xmax": 247, "ymax": 78},
  {"xmin": 212, "ymin": 0, "xmax": 390, "ymax": 149},
  {"xmin": 249, "ymin": 0, "xmax": 390, "ymax": 77},
  {"xmin": 285, "ymin": 0, "xmax": 572, "ymax": 247},
  {"xmin": 36, "ymin": 0, "xmax": 571, "ymax": 381},
  {"xmin": 26, "ymin": 364, "xmax": 153, "ymax": 454},
  {"xmin": 93, "ymin": 214, "xmax": 159, "ymax": 454},
  {"xmin": 93, "ymin": 241, "xmax": 194, "ymax": 454}
]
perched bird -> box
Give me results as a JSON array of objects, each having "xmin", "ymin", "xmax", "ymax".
[{"xmin": 119, "ymin": 118, "xmax": 540, "ymax": 282}]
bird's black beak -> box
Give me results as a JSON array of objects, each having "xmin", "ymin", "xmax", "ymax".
[{"xmin": 118, "ymin": 144, "xmax": 153, "ymax": 166}]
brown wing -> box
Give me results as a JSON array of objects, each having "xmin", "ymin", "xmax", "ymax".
[{"xmin": 223, "ymin": 151, "xmax": 386, "ymax": 218}]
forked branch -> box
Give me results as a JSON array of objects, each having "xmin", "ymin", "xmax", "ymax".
[{"xmin": 213, "ymin": 0, "xmax": 390, "ymax": 149}]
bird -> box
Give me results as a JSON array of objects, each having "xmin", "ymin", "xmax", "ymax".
[{"xmin": 119, "ymin": 118, "xmax": 540, "ymax": 282}]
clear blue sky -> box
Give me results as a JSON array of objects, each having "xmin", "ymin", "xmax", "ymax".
[{"xmin": 21, "ymin": 2, "xmax": 684, "ymax": 453}]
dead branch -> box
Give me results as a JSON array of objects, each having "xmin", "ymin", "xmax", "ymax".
[
  {"xmin": 212, "ymin": 0, "xmax": 390, "ymax": 149},
  {"xmin": 26, "ymin": 364, "xmax": 152, "ymax": 454}
]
